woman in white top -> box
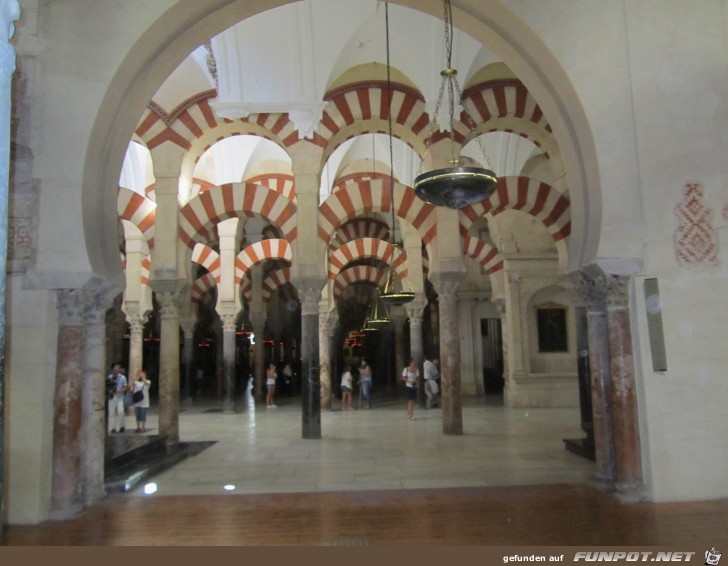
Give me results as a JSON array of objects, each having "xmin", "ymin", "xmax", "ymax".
[
  {"xmin": 132, "ymin": 370, "xmax": 152, "ymax": 433},
  {"xmin": 266, "ymin": 363, "xmax": 278, "ymax": 408},
  {"xmin": 401, "ymin": 358, "xmax": 419, "ymax": 421},
  {"xmin": 340, "ymin": 364, "xmax": 353, "ymax": 410}
]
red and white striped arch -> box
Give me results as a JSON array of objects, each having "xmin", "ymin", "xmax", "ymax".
[
  {"xmin": 245, "ymin": 174, "xmax": 295, "ymax": 201},
  {"xmin": 327, "ymin": 237, "xmax": 408, "ymax": 282},
  {"xmin": 118, "ymin": 187, "xmax": 156, "ymax": 248},
  {"xmin": 460, "ymin": 177, "xmax": 571, "ymax": 243},
  {"xmin": 329, "ymin": 217, "xmax": 390, "ymax": 251},
  {"xmin": 179, "ymin": 182, "xmax": 297, "ymax": 249},
  {"xmin": 319, "ymin": 178, "xmax": 437, "ymax": 248},
  {"xmin": 191, "ymin": 244, "xmax": 221, "ymax": 283},
  {"xmin": 263, "ymin": 267, "xmax": 291, "ymax": 303},
  {"xmin": 461, "ymin": 234, "xmax": 504, "ymax": 274},
  {"xmin": 461, "ymin": 79, "xmax": 552, "ymax": 152},
  {"xmin": 140, "ymin": 256, "xmax": 151, "ymax": 286},
  {"xmin": 191, "ymin": 272, "xmax": 217, "ymax": 304},
  {"xmin": 135, "ymin": 90, "xmax": 301, "ymax": 154},
  {"xmin": 235, "ymin": 239, "xmax": 292, "ymax": 285},
  {"xmin": 333, "ymin": 265, "xmax": 388, "ymax": 301},
  {"xmin": 317, "ymin": 82, "xmax": 430, "ymax": 148}
]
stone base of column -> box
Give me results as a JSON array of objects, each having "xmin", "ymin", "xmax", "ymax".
[
  {"xmin": 590, "ymin": 472, "xmax": 616, "ymax": 493},
  {"xmin": 615, "ymin": 482, "xmax": 647, "ymax": 503},
  {"xmin": 49, "ymin": 503, "xmax": 85, "ymax": 521}
]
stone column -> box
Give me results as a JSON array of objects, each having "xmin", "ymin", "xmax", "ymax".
[
  {"xmin": 180, "ymin": 319, "xmax": 195, "ymax": 405},
  {"xmin": 573, "ymin": 271, "xmax": 616, "ymax": 489},
  {"xmin": 81, "ymin": 283, "xmax": 120, "ymax": 506},
  {"xmin": 220, "ymin": 313, "xmax": 237, "ymax": 413},
  {"xmin": 299, "ymin": 285, "xmax": 321, "ymax": 439},
  {"xmin": 214, "ymin": 318, "xmax": 224, "ymax": 398},
  {"xmin": 404, "ymin": 300, "xmax": 425, "ymax": 403},
  {"xmin": 319, "ymin": 307, "xmax": 332, "ymax": 410},
  {"xmin": 51, "ymin": 289, "xmax": 85, "ymax": 519},
  {"xmin": 251, "ymin": 314, "xmax": 266, "ymax": 403},
  {"xmin": 157, "ymin": 290, "xmax": 181, "ymax": 445},
  {"xmin": 606, "ymin": 275, "xmax": 643, "ymax": 498},
  {"xmin": 391, "ymin": 310, "xmax": 407, "ymax": 394},
  {"xmin": 127, "ymin": 315, "xmax": 144, "ymax": 380},
  {"xmin": 431, "ymin": 272, "xmax": 465, "ymax": 435}
]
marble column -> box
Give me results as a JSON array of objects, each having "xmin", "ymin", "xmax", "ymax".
[
  {"xmin": 157, "ymin": 291, "xmax": 181, "ymax": 445},
  {"xmin": 51, "ymin": 289, "xmax": 85, "ymax": 519},
  {"xmin": 251, "ymin": 315, "xmax": 266, "ymax": 404},
  {"xmin": 81, "ymin": 284, "xmax": 120, "ymax": 506},
  {"xmin": 431, "ymin": 273, "xmax": 464, "ymax": 435},
  {"xmin": 220, "ymin": 313, "xmax": 237, "ymax": 414},
  {"xmin": 391, "ymin": 310, "xmax": 407, "ymax": 394},
  {"xmin": 404, "ymin": 302, "xmax": 424, "ymax": 403},
  {"xmin": 319, "ymin": 309, "xmax": 332, "ymax": 410},
  {"xmin": 127, "ymin": 315, "xmax": 144, "ymax": 380},
  {"xmin": 573, "ymin": 271, "xmax": 616, "ymax": 489},
  {"xmin": 214, "ymin": 319, "xmax": 224, "ymax": 398},
  {"xmin": 606, "ymin": 275, "xmax": 643, "ymax": 498},
  {"xmin": 180, "ymin": 319, "xmax": 195, "ymax": 405},
  {"xmin": 0, "ymin": 0, "xmax": 20, "ymax": 528},
  {"xmin": 299, "ymin": 286, "xmax": 321, "ymax": 439}
]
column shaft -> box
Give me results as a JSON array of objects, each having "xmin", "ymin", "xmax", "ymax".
[
  {"xmin": 300, "ymin": 288, "xmax": 321, "ymax": 439},
  {"xmin": 157, "ymin": 292, "xmax": 180, "ymax": 445}
]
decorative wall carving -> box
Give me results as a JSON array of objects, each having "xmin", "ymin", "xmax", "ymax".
[{"xmin": 674, "ymin": 182, "xmax": 719, "ymax": 266}]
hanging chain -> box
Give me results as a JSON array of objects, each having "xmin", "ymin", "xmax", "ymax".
[{"xmin": 385, "ymin": 2, "xmax": 398, "ymax": 248}]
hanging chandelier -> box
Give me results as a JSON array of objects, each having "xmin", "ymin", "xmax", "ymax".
[
  {"xmin": 413, "ymin": 0, "xmax": 497, "ymax": 209},
  {"xmin": 363, "ymin": 288, "xmax": 390, "ymax": 331},
  {"xmin": 379, "ymin": 1, "xmax": 415, "ymax": 307}
]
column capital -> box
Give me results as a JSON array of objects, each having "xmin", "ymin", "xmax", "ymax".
[
  {"xmin": 430, "ymin": 270, "xmax": 465, "ymax": 300},
  {"xmin": 156, "ymin": 290, "xmax": 182, "ymax": 319},
  {"xmin": 82, "ymin": 280, "xmax": 123, "ymax": 324},
  {"xmin": 569, "ymin": 269, "xmax": 628, "ymax": 310},
  {"xmin": 56, "ymin": 289, "xmax": 84, "ymax": 326},
  {"xmin": 220, "ymin": 313, "xmax": 237, "ymax": 333}
]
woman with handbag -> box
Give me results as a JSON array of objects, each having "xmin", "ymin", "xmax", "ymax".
[{"xmin": 132, "ymin": 370, "xmax": 152, "ymax": 433}]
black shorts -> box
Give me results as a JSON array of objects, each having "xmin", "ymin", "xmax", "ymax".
[{"xmin": 405, "ymin": 387, "xmax": 417, "ymax": 401}]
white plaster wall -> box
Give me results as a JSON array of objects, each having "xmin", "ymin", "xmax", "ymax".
[
  {"xmin": 4, "ymin": 277, "xmax": 57, "ymax": 523},
  {"xmin": 621, "ymin": 3, "xmax": 728, "ymax": 502},
  {"xmin": 28, "ymin": 0, "xmax": 174, "ymax": 284}
]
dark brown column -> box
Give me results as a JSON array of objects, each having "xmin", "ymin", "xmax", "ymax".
[
  {"xmin": 431, "ymin": 272, "xmax": 464, "ymax": 435},
  {"xmin": 298, "ymin": 284, "xmax": 322, "ymax": 439},
  {"xmin": 221, "ymin": 313, "xmax": 236, "ymax": 414},
  {"xmin": 606, "ymin": 275, "xmax": 643, "ymax": 498}
]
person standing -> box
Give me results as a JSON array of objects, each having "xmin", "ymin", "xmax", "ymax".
[
  {"xmin": 357, "ymin": 358, "xmax": 372, "ymax": 409},
  {"xmin": 132, "ymin": 370, "xmax": 152, "ymax": 432},
  {"xmin": 340, "ymin": 364, "xmax": 353, "ymax": 410},
  {"xmin": 108, "ymin": 363, "xmax": 128, "ymax": 433},
  {"xmin": 265, "ymin": 362, "xmax": 278, "ymax": 408},
  {"xmin": 402, "ymin": 358, "xmax": 419, "ymax": 421},
  {"xmin": 423, "ymin": 357, "xmax": 441, "ymax": 408}
]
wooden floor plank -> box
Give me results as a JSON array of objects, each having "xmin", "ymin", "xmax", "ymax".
[{"xmin": 5, "ymin": 484, "xmax": 728, "ymax": 546}]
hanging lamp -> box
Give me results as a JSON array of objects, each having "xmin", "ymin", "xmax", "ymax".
[
  {"xmin": 413, "ymin": 0, "xmax": 497, "ymax": 209},
  {"xmin": 379, "ymin": 1, "xmax": 415, "ymax": 307},
  {"xmin": 363, "ymin": 289, "xmax": 390, "ymax": 331}
]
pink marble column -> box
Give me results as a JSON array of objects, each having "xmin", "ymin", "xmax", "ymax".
[
  {"xmin": 81, "ymin": 283, "xmax": 121, "ymax": 506},
  {"xmin": 157, "ymin": 291, "xmax": 181, "ymax": 445},
  {"xmin": 572, "ymin": 271, "xmax": 616, "ymax": 489},
  {"xmin": 431, "ymin": 273, "xmax": 464, "ymax": 435},
  {"xmin": 51, "ymin": 289, "xmax": 84, "ymax": 518},
  {"xmin": 606, "ymin": 275, "xmax": 643, "ymax": 498}
]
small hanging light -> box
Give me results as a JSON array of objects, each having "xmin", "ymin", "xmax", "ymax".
[
  {"xmin": 363, "ymin": 288, "xmax": 390, "ymax": 331},
  {"xmin": 413, "ymin": 0, "xmax": 497, "ymax": 209},
  {"xmin": 379, "ymin": 1, "xmax": 414, "ymax": 307}
]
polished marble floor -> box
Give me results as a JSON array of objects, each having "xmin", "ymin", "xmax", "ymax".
[{"xmin": 125, "ymin": 390, "xmax": 597, "ymax": 498}]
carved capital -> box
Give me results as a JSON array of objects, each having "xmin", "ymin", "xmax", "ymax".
[
  {"xmin": 220, "ymin": 313, "xmax": 237, "ymax": 333},
  {"xmin": 56, "ymin": 289, "xmax": 84, "ymax": 326},
  {"xmin": 299, "ymin": 287, "xmax": 321, "ymax": 316},
  {"xmin": 430, "ymin": 271, "xmax": 464, "ymax": 301},
  {"xmin": 157, "ymin": 291, "xmax": 181, "ymax": 319}
]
